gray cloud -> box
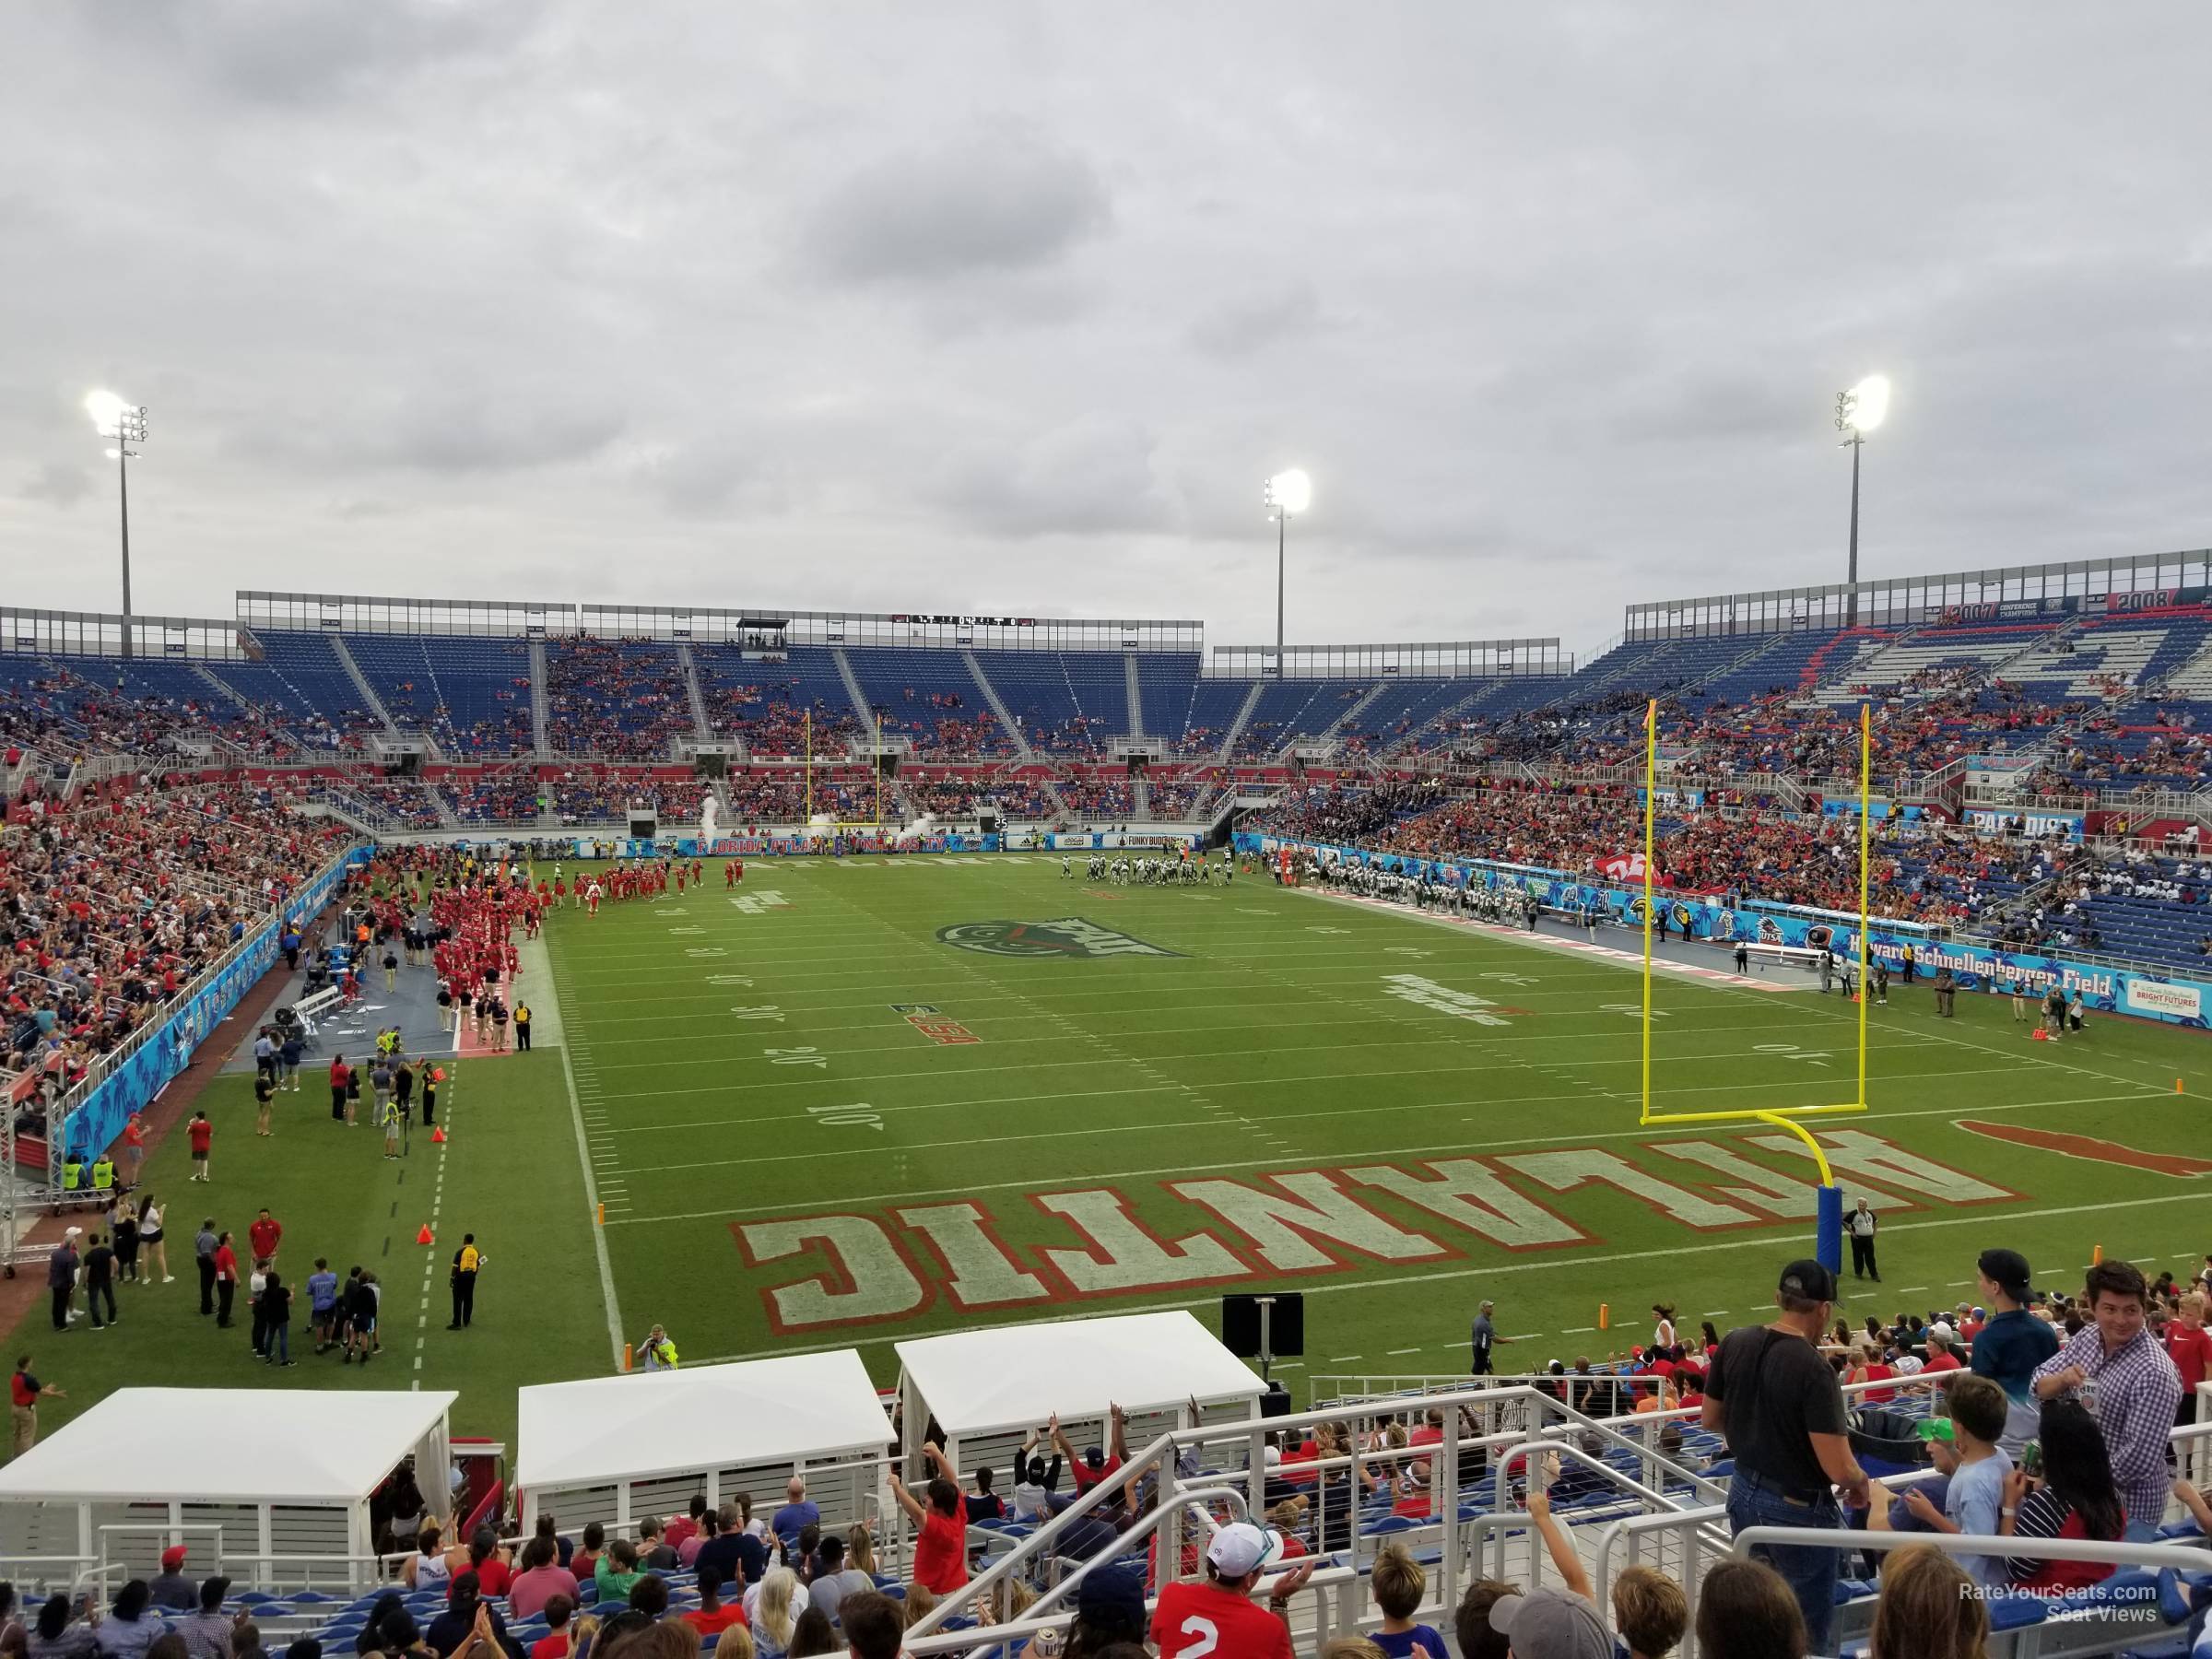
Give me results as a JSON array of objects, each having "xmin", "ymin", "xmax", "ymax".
[
  {"xmin": 934, "ymin": 418, "xmax": 1178, "ymax": 539},
  {"xmin": 80, "ymin": 0, "xmax": 538, "ymax": 104},
  {"xmin": 1189, "ymin": 281, "xmax": 1324, "ymax": 359},
  {"xmin": 2, "ymin": 6, "xmax": 2210, "ymax": 653},
  {"xmin": 801, "ymin": 126, "xmax": 1112, "ymax": 286},
  {"xmin": 18, "ymin": 461, "xmax": 94, "ymax": 509}
]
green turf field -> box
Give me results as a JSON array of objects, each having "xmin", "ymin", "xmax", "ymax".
[
  {"xmin": 19, "ymin": 850, "xmax": 2212, "ymax": 1447},
  {"xmin": 557, "ymin": 854, "xmax": 2212, "ymax": 1390}
]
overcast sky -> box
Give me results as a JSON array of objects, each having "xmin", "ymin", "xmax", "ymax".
[{"xmin": 3, "ymin": 4, "xmax": 2207, "ymax": 657}]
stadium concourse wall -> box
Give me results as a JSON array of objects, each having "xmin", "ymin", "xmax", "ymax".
[
  {"xmin": 57, "ymin": 846, "xmax": 371, "ymax": 1162},
  {"xmin": 1242, "ymin": 831, "xmax": 2212, "ymax": 1031}
]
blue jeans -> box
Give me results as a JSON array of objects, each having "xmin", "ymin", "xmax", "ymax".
[
  {"xmin": 1725, "ymin": 1473, "xmax": 1843, "ymax": 1654},
  {"xmin": 267, "ymin": 1324, "xmax": 289, "ymax": 1363}
]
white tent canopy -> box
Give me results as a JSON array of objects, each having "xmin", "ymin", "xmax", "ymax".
[
  {"xmin": 0, "ymin": 1388, "xmax": 457, "ymax": 1594},
  {"xmin": 0, "ymin": 1387, "xmax": 457, "ymax": 1505},
  {"xmin": 519, "ymin": 1352, "xmax": 890, "ymax": 1493},
  {"xmin": 895, "ymin": 1311, "xmax": 1264, "ymax": 1447}
]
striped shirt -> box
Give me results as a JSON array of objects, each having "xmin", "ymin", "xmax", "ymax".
[{"xmin": 2032, "ymin": 1326, "xmax": 2183, "ymax": 1523}]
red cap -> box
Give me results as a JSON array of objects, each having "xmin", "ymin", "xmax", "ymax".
[{"xmin": 161, "ymin": 1546, "xmax": 187, "ymax": 1570}]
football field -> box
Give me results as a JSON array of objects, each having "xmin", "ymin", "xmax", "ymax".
[{"xmin": 548, "ymin": 853, "xmax": 2212, "ymax": 1391}]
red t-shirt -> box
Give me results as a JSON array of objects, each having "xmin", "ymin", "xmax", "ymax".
[
  {"xmin": 915, "ymin": 1495, "xmax": 969, "ymax": 1601},
  {"xmin": 188, "ymin": 1120, "xmax": 213, "ymax": 1155},
  {"xmin": 1150, "ymin": 1580, "xmax": 1293, "ymax": 1659},
  {"xmin": 912, "ymin": 1498, "xmax": 970, "ymax": 1594},
  {"xmin": 681, "ymin": 1606, "xmax": 747, "ymax": 1637},
  {"xmin": 1920, "ymin": 1351, "xmax": 1963, "ymax": 1378},
  {"xmin": 2167, "ymin": 1324, "xmax": 2212, "ymax": 1390},
  {"xmin": 530, "ymin": 1635, "xmax": 571, "ymax": 1659},
  {"xmin": 469, "ymin": 1559, "xmax": 512, "ymax": 1597},
  {"xmin": 330, "ymin": 1058, "xmax": 348, "ymax": 1088},
  {"xmin": 213, "ymin": 1244, "xmax": 237, "ymax": 1283},
  {"xmin": 249, "ymin": 1219, "xmax": 281, "ymax": 1259},
  {"xmin": 1070, "ymin": 1454, "xmax": 1124, "ymax": 1493}
]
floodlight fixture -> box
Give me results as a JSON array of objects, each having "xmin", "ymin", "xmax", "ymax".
[
  {"xmin": 1265, "ymin": 468, "xmax": 1312, "ymax": 665},
  {"xmin": 85, "ymin": 390, "xmax": 148, "ymax": 654},
  {"xmin": 1832, "ymin": 374, "xmax": 1889, "ymax": 624}
]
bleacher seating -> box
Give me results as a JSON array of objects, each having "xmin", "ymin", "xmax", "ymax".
[
  {"xmin": 347, "ymin": 634, "xmax": 535, "ymax": 755},
  {"xmin": 844, "ymin": 648, "xmax": 1008, "ymax": 757},
  {"xmin": 693, "ymin": 644, "xmax": 862, "ymax": 756},
  {"xmin": 970, "ymin": 651, "xmax": 1131, "ymax": 755},
  {"xmin": 1231, "ymin": 679, "xmax": 1372, "ymax": 759},
  {"xmin": 545, "ymin": 641, "xmax": 693, "ymax": 759}
]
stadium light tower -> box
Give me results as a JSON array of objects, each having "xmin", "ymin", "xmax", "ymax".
[
  {"xmin": 1834, "ymin": 375, "xmax": 1888, "ymax": 628},
  {"xmin": 86, "ymin": 391, "xmax": 148, "ymax": 658},
  {"xmin": 1265, "ymin": 468, "xmax": 1312, "ymax": 668}
]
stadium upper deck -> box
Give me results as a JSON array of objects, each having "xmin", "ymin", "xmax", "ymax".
[{"xmin": 5, "ymin": 554, "xmax": 2212, "ymax": 797}]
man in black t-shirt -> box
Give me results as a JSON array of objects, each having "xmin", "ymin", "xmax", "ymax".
[
  {"xmin": 83, "ymin": 1233, "xmax": 117, "ymax": 1330},
  {"xmin": 1702, "ymin": 1258, "xmax": 1868, "ymax": 1655}
]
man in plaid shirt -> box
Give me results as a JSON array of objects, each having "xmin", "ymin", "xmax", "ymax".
[{"xmin": 2033, "ymin": 1259, "xmax": 2183, "ymax": 1524}]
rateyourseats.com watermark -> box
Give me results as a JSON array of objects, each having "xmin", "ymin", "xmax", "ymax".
[{"xmin": 1960, "ymin": 1581, "xmax": 2161, "ymax": 1619}]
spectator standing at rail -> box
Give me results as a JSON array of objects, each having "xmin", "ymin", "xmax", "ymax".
[
  {"xmin": 1972, "ymin": 1247, "xmax": 2060, "ymax": 1454},
  {"xmin": 2032, "ymin": 1259, "xmax": 2183, "ymax": 1524},
  {"xmin": 1702, "ymin": 1258, "xmax": 1867, "ymax": 1654}
]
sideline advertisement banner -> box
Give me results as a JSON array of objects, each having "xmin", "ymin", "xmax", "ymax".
[
  {"xmin": 62, "ymin": 846, "xmax": 371, "ymax": 1161},
  {"xmin": 1240, "ymin": 830, "xmax": 2212, "ymax": 1030},
  {"xmin": 554, "ymin": 833, "xmax": 998, "ymax": 859},
  {"xmin": 1050, "ymin": 830, "xmax": 1203, "ymax": 851}
]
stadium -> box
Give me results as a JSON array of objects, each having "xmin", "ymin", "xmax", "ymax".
[{"xmin": 9, "ymin": 10, "xmax": 2212, "ymax": 1659}]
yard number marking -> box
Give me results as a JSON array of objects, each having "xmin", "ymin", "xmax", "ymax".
[{"xmin": 807, "ymin": 1103, "xmax": 883, "ymax": 1131}]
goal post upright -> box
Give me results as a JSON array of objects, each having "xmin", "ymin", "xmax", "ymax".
[{"xmin": 1635, "ymin": 695, "xmax": 1862, "ymax": 1278}]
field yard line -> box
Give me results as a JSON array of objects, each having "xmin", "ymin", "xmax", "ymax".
[
  {"xmin": 593, "ymin": 1050, "xmax": 2037, "ymax": 1109},
  {"xmin": 582, "ymin": 1021, "xmax": 1953, "ymax": 1087},
  {"xmin": 571, "ymin": 1000, "xmax": 1953, "ymax": 1048},
  {"xmin": 669, "ymin": 1174, "xmax": 2212, "ymax": 1367},
  {"xmin": 603, "ymin": 1082, "xmax": 1186, "ymax": 1134},
  {"xmin": 606, "ymin": 1088, "xmax": 2159, "ymax": 1224},
  {"xmin": 570, "ymin": 968, "xmax": 1653, "ymax": 1007},
  {"xmin": 569, "ymin": 982, "xmax": 1651, "ymax": 1023},
  {"xmin": 554, "ymin": 1032, "xmax": 627, "ymax": 1370},
  {"xmin": 602, "ymin": 1113, "xmax": 1234, "ymax": 1176}
]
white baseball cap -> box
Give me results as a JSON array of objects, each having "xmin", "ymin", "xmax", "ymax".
[
  {"xmin": 63, "ymin": 1227, "xmax": 82, "ymax": 1238},
  {"xmin": 1261, "ymin": 1445, "xmax": 1282, "ymax": 1467},
  {"xmin": 1206, "ymin": 1521, "xmax": 1282, "ymax": 1578}
]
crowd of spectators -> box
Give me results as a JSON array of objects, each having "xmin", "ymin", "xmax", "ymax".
[
  {"xmin": 2, "ymin": 782, "xmax": 351, "ymax": 1113},
  {"xmin": 1252, "ymin": 777, "xmax": 2075, "ymax": 926},
  {"xmin": 900, "ymin": 777, "xmax": 997, "ymax": 818},
  {"xmin": 331, "ymin": 781, "xmax": 446, "ymax": 830},
  {"xmin": 550, "ymin": 774, "xmax": 710, "ymax": 827},
  {"xmin": 707, "ymin": 683, "xmax": 858, "ymax": 757},
  {"xmin": 984, "ymin": 780, "xmax": 1056, "ymax": 820},
  {"xmin": 546, "ymin": 642, "xmax": 694, "ymax": 760},
  {"xmin": 440, "ymin": 775, "xmax": 542, "ymax": 825},
  {"xmin": 1059, "ymin": 779, "xmax": 1135, "ymax": 818},
  {"xmin": 0, "ymin": 664, "xmax": 318, "ymax": 762}
]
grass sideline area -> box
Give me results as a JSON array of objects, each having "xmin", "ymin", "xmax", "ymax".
[
  {"xmin": 16, "ymin": 850, "xmax": 2212, "ymax": 1444},
  {"xmin": 4, "ymin": 1053, "xmax": 602, "ymax": 1448}
]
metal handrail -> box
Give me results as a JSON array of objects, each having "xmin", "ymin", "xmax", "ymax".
[{"xmin": 1734, "ymin": 1523, "xmax": 2212, "ymax": 1573}]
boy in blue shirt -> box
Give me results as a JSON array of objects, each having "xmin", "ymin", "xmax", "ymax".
[
  {"xmin": 307, "ymin": 1258, "xmax": 340, "ymax": 1354},
  {"xmin": 1872, "ymin": 1372, "xmax": 2013, "ymax": 1583}
]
